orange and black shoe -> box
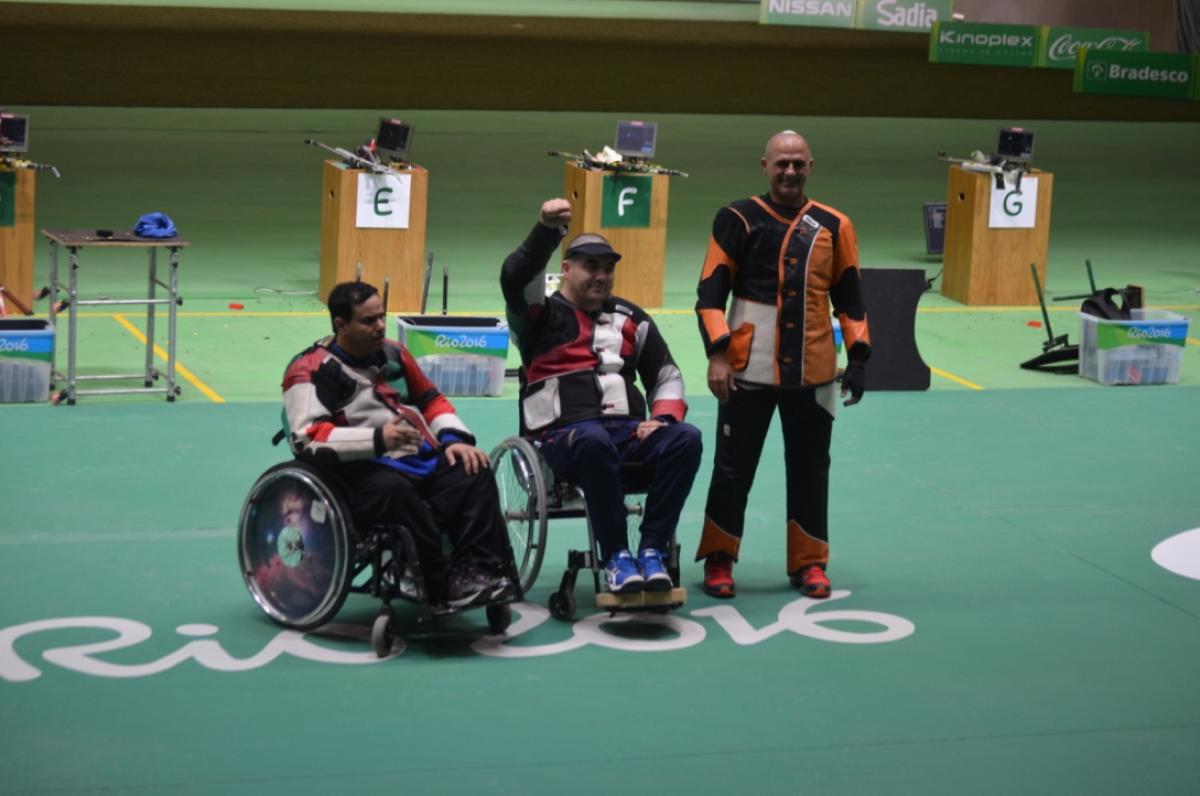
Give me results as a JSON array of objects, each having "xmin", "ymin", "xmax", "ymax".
[
  {"xmin": 791, "ymin": 565, "xmax": 831, "ymax": 599},
  {"xmin": 702, "ymin": 554, "xmax": 736, "ymax": 599}
]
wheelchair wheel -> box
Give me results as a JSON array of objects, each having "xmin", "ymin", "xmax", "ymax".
[
  {"xmin": 549, "ymin": 590, "xmax": 576, "ymax": 622},
  {"xmin": 371, "ymin": 605, "xmax": 395, "ymax": 658},
  {"xmin": 490, "ymin": 436, "xmax": 548, "ymax": 596},
  {"xmin": 238, "ymin": 461, "xmax": 354, "ymax": 631},
  {"xmin": 485, "ymin": 603, "xmax": 512, "ymax": 634}
]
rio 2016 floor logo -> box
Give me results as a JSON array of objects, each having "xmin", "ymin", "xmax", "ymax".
[{"xmin": 0, "ymin": 590, "xmax": 914, "ymax": 682}]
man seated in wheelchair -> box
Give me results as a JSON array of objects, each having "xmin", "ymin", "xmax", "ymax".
[
  {"xmin": 282, "ymin": 281, "xmax": 516, "ymax": 609},
  {"xmin": 500, "ymin": 198, "xmax": 703, "ymax": 594}
]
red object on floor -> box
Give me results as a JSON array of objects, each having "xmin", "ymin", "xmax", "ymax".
[
  {"xmin": 229, "ymin": 303, "xmax": 244, "ymax": 310},
  {"xmin": 1026, "ymin": 320, "xmax": 1042, "ymax": 328}
]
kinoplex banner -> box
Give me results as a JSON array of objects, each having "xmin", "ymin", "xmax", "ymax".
[
  {"xmin": 1073, "ymin": 49, "xmax": 1198, "ymax": 101},
  {"xmin": 929, "ymin": 21, "xmax": 1039, "ymax": 67},
  {"xmin": 1037, "ymin": 26, "xmax": 1149, "ymax": 70},
  {"xmin": 760, "ymin": 0, "xmax": 952, "ymax": 31}
]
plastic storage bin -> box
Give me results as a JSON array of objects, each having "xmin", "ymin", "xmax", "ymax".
[
  {"xmin": 0, "ymin": 319, "xmax": 53, "ymax": 403},
  {"xmin": 396, "ymin": 316, "xmax": 508, "ymax": 397},
  {"xmin": 1078, "ymin": 309, "xmax": 1188, "ymax": 386}
]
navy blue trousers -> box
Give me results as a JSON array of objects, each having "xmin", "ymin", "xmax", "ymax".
[{"xmin": 536, "ymin": 419, "xmax": 703, "ymax": 561}]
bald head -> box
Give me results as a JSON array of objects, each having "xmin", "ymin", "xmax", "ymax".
[
  {"xmin": 761, "ymin": 131, "xmax": 813, "ymax": 208},
  {"xmin": 764, "ymin": 130, "xmax": 809, "ymax": 159}
]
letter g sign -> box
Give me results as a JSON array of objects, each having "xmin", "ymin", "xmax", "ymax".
[{"xmin": 1002, "ymin": 190, "xmax": 1023, "ymax": 216}]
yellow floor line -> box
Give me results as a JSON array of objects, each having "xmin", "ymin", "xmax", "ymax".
[
  {"xmin": 111, "ymin": 314, "xmax": 226, "ymax": 403},
  {"xmin": 930, "ymin": 366, "xmax": 983, "ymax": 390},
  {"xmin": 1189, "ymin": 337, "xmax": 1200, "ymax": 349}
]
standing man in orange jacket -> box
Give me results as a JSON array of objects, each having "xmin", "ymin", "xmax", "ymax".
[{"xmin": 694, "ymin": 130, "xmax": 871, "ymax": 599}]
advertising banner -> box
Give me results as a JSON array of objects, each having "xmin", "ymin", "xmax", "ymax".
[
  {"xmin": 1073, "ymin": 49, "xmax": 1197, "ymax": 100},
  {"xmin": 759, "ymin": 0, "xmax": 857, "ymax": 28},
  {"xmin": 856, "ymin": 0, "xmax": 953, "ymax": 33},
  {"xmin": 1037, "ymin": 26, "xmax": 1149, "ymax": 70},
  {"xmin": 929, "ymin": 21, "xmax": 1039, "ymax": 67}
]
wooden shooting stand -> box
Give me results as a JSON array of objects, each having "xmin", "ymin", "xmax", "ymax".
[
  {"xmin": 942, "ymin": 165, "xmax": 1054, "ymax": 305},
  {"xmin": 318, "ymin": 160, "xmax": 427, "ymax": 312},
  {"xmin": 562, "ymin": 162, "xmax": 669, "ymax": 308},
  {"xmin": 0, "ymin": 167, "xmax": 36, "ymax": 311}
]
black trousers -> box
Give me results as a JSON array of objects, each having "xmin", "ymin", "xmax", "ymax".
[
  {"xmin": 696, "ymin": 385, "xmax": 834, "ymax": 575},
  {"xmin": 337, "ymin": 457, "xmax": 510, "ymax": 586}
]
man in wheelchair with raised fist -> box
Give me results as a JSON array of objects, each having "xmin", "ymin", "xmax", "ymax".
[
  {"xmin": 500, "ymin": 198, "xmax": 703, "ymax": 595},
  {"xmin": 281, "ymin": 281, "xmax": 515, "ymax": 609}
]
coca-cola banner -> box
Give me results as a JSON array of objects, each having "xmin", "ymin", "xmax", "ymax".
[
  {"xmin": 1037, "ymin": 26, "xmax": 1150, "ymax": 70},
  {"xmin": 930, "ymin": 22, "xmax": 1150, "ymax": 70}
]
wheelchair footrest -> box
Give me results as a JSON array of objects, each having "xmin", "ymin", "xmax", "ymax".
[{"xmin": 595, "ymin": 587, "xmax": 687, "ymax": 611}]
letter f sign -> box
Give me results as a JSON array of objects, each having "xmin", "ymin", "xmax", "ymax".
[{"xmin": 617, "ymin": 186, "xmax": 638, "ymax": 217}]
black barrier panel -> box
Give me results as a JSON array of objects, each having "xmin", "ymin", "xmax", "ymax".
[{"xmin": 860, "ymin": 268, "xmax": 931, "ymax": 392}]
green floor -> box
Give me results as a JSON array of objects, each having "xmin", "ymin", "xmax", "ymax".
[
  {"xmin": 1, "ymin": 108, "xmax": 1199, "ymax": 793},
  {"xmin": 2, "ymin": 392, "xmax": 1198, "ymax": 794}
]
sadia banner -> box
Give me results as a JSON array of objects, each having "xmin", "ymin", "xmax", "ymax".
[
  {"xmin": 1073, "ymin": 49, "xmax": 1197, "ymax": 100},
  {"xmin": 856, "ymin": 0, "xmax": 953, "ymax": 33}
]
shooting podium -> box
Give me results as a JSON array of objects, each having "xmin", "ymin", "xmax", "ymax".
[
  {"xmin": 0, "ymin": 166, "xmax": 36, "ymax": 309},
  {"xmin": 942, "ymin": 164, "xmax": 1054, "ymax": 305},
  {"xmin": 563, "ymin": 162, "xmax": 669, "ymax": 308},
  {"xmin": 318, "ymin": 160, "xmax": 427, "ymax": 312}
]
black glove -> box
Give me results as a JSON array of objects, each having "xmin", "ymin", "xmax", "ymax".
[{"xmin": 840, "ymin": 361, "xmax": 865, "ymax": 406}]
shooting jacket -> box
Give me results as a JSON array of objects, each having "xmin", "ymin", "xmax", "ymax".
[
  {"xmin": 500, "ymin": 223, "xmax": 687, "ymax": 434},
  {"xmin": 282, "ymin": 337, "xmax": 473, "ymax": 465},
  {"xmin": 696, "ymin": 194, "xmax": 871, "ymax": 387}
]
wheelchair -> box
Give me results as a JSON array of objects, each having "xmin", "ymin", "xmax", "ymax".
[
  {"xmin": 237, "ymin": 459, "xmax": 520, "ymax": 657},
  {"xmin": 489, "ymin": 435, "xmax": 686, "ymax": 621}
]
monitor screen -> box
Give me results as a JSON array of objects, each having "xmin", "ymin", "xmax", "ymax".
[
  {"xmin": 0, "ymin": 114, "xmax": 30, "ymax": 154},
  {"xmin": 614, "ymin": 120, "xmax": 657, "ymax": 159},
  {"xmin": 996, "ymin": 127, "xmax": 1034, "ymax": 163},
  {"xmin": 375, "ymin": 117, "xmax": 412, "ymax": 161}
]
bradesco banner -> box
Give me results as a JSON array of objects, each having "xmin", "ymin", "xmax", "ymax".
[
  {"xmin": 929, "ymin": 21, "xmax": 1039, "ymax": 67},
  {"xmin": 1073, "ymin": 49, "xmax": 1197, "ymax": 100},
  {"xmin": 1036, "ymin": 26, "xmax": 1149, "ymax": 70},
  {"xmin": 856, "ymin": 0, "xmax": 953, "ymax": 32}
]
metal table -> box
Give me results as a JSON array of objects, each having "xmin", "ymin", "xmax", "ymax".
[{"xmin": 42, "ymin": 228, "xmax": 189, "ymax": 404}]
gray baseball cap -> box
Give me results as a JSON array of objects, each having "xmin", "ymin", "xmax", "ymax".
[{"xmin": 565, "ymin": 233, "xmax": 622, "ymax": 263}]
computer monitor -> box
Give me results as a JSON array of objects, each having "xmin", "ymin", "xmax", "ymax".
[
  {"xmin": 614, "ymin": 120, "xmax": 657, "ymax": 159},
  {"xmin": 0, "ymin": 113, "xmax": 30, "ymax": 154},
  {"xmin": 996, "ymin": 127, "xmax": 1034, "ymax": 164},
  {"xmin": 375, "ymin": 117, "xmax": 413, "ymax": 162}
]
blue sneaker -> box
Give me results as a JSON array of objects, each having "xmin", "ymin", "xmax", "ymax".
[
  {"xmin": 605, "ymin": 550, "xmax": 645, "ymax": 594},
  {"xmin": 637, "ymin": 547, "xmax": 673, "ymax": 592}
]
